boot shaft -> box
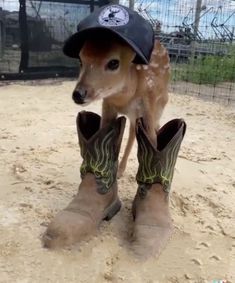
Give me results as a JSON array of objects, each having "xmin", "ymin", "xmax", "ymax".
[
  {"xmin": 136, "ymin": 118, "xmax": 186, "ymax": 193},
  {"xmin": 77, "ymin": 111, "xmax": 126, "ymax": 194}
]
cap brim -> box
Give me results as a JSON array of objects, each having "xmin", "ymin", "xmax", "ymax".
[{"xmin": 63, "ymin": 27, "xmax": 148, "ymax": 64}]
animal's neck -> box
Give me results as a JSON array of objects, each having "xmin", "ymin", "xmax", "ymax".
[{"xmin": 104, "ymin": 65, "xmax": 137, "ymax": 108}]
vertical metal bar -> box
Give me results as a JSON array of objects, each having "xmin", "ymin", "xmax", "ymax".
[
  {"xmin": 109, "ymin": 0, "xmax": 119, "ymax": 4},
  {"xmin": 194, "ymin": 0, "xmax": 202, "ymax": 39},
  {"xmin": 0, "ymin": 8, "xmax": 5, "ymax": 59},
  {"xmin": 90, "ymin": 0, "xmax": 95, "ymax": 12},
  {"xmin": 129, "ymin": 0, "xmax": 134, "ymax": 10},
  {"xmin": 191, "ymin": 0, "xmax": 202, "ymax": 58},
  {"xmin": 0, "ymin": 21, "xmax": 3, "ymax": 58},
  {"xmin": 19, "ymin": 0, "xmax": 29, "ymax": 72}
]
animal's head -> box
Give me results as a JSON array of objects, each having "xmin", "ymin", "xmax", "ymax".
[{"xmin": 72, "ymin": 33, "xmax": 136, "ymax": 105}]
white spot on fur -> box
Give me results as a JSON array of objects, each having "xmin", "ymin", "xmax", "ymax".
[
  {"xmin": 159, "ymin": 49, "xmax": 167, "ymax": 57},
  {"xmin": 136, "ymin": 65, "xmax": 142, "ymax": 70},
  {"xmin": 147, "ymin": 78, "xmax": 154, "ymax": 88},
  {"xmin": 143, "ymin": 65, "xmax": 149, "ymax": 70},
  {"xmin": 151, "ymin": 63, "xmax": 159, "ymax": 68}
]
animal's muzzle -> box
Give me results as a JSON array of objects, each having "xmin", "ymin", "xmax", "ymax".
[{"xmin": 72, "ymin": 89, "xmax": 87, "ymax": 104}]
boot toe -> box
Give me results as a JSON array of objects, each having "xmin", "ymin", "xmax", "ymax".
[
  {"xmin": 42, "ymin": 210, "xmax": 95, "ymax": 249},
  {"xmin": 132, "ymin": 224, "xmax": 173, "ymax": 259}
]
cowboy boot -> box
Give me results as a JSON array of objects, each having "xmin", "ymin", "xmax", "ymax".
[
  {"xmin": 43, "ymin": 111, "xmax": 126, "ymax": 249},
  {"xmin": 132, "ymin": 117, "xmax": 186, "ymax": 258}
]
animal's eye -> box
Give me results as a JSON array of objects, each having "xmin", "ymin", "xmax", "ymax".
[{"xmin": 106, "ymin": 59, "xmax": 120, "ymax": 71}]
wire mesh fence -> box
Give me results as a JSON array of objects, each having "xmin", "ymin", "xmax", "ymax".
[
  {"xmin": 0, "ymin": 0, "xmax": 108, "ymax": 77},
  {"xmin": 0, "ymin": 0, "xmax": 235, "ymax": 104},
  {"xmin": 121, "ymin": 0, "xmax": 235, "ymax": 104}
]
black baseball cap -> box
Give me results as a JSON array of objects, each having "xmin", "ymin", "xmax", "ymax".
[{"xmin": 63, "ymin": 4, "xmax": 154, "ymax": 64}]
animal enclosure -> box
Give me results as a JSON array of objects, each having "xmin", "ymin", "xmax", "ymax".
[{"xmin": 0, "ymin": 0, "xmax": 234, "ymax": 103}]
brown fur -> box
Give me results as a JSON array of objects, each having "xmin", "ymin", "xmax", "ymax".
[{"xmin": 74, "ymin": 38, "xmax": 170, "ymax": 176}]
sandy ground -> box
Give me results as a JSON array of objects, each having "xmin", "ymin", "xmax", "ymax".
[{"xmin": 0, "ymin": 80, "xmax": 234, "ymax": 283}]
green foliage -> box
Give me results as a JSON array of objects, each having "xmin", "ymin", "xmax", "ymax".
[{"xmin": 171, "ymin": 50, "xmax": 235, "ymax": 85}]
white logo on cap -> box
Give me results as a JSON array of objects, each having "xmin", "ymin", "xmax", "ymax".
[{"xmin": 98, "ymin": 5, "xmax": 129, "ymax": 27}]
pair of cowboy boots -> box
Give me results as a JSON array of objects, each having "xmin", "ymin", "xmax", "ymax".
[{"xmin": 43, "ymin": 111, "xmax": 186, "ymax": 258}]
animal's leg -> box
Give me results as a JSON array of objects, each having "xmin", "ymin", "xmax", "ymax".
[
  {"xmin": 155, "ymin": 93, "xmax": 169, "ymax": 131},
  {"xmin": 142, "ymin": 101, "xmax": 157, "ymax": 148},
  {"xmin": 101, "ymin": 100, "xmax": 118, "ymax": 128},
  {"xmin": 118, "ymin": 123, "xmax": 135, "ymax": 178}
]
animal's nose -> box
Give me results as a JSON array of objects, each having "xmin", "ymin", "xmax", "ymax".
[{"xmin": 72, "ymin": 89, "xmax": 87, "ymax": 104}]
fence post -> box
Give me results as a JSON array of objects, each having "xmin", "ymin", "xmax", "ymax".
[
  {"xmin": 19, "ymin": 0, "xmax": 29, "ymax": 72},
  {"xmin": 129, "ymin": 0, "xmax": 134, "ymax": 10},
  {"xmin": 0, "ymin": 8, "xmax": 4, "ymax": 59},
  {"xmin": 0, "ymin": 21, "xmax": 2, "ymax": 59},
  {"xmin": 109, "ymin": 0, "xmax": 119, "ymax": 4},
  {"xmin": 90, "ymin": 0, "xmax": 95, "ymax": 12},
  {"xmin": 191, "ymin": 0, "xmax": 202, "ymax": 58}
]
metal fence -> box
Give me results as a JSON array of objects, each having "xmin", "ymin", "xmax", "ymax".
[
  {"xmin": 131, "ymin": 0, "xmax": 235, "ymax": 104},
  {"xmin": 0, "ymin": 0, "xmax": 109, "ymax": 79},
  {"xmin": 0, "ymin": 0, "xmax": 235, "ymax": 103}
]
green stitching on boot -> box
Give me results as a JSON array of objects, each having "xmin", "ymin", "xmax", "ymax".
[
  {"xmin": 79, "ymin": 128, "xmax": 118, "ymax": 194},
  {"xmin": 136, "ymin": 120, "xmax": 185, "ymax": 193}
]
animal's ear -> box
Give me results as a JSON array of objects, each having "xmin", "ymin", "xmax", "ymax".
[{"xmin": 121, "ymin": 45, "xmax": 136, "ymax": 65}]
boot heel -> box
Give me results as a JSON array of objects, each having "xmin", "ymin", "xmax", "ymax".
[{"xmin": 103, "ymin": 199, "xmax": 122, "ymax": 221}]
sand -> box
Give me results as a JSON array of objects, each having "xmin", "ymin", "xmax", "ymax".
[{"xmin": 0, "ymin": 80, "xmax": 234, "ymax": 283}]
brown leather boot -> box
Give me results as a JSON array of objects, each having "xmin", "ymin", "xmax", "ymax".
[
  {"xmin": 43, "ymin": 111, "xmax": 126, "ymax": 249},
  {"xmin": 132, "ymin": 118, "xmax": 186, "ymax": 258}
]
